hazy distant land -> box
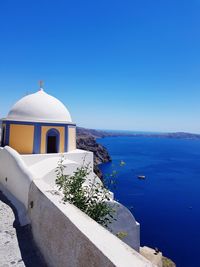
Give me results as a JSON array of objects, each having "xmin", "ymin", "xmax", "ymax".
[
  {"xmin": 77, "ymin": 127, "xmax": 200, "ymax": 140},
  {"xmin": 76, "ymin": 127, "xmax": 200, "ymax": 179}
]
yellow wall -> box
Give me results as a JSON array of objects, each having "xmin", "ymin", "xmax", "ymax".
[
  {"xmin": 9, "ymin": 124, "xmax": 34, "ymax": 154},
  {"xmin": 41, "ymin": 126, "xmax": 65, "ymax": 153},
  {"xmin": 68, "ymin": 127, "xmax": 76, "ymax": 151}
]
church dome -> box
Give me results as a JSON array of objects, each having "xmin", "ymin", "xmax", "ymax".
[{"xmin": 6, "ymin": 89, "xmax": 72, "ymax": 123}]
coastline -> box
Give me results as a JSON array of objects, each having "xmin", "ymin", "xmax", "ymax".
[
  {"xmin": 77, "ymin": 127, "xmax": 200, "ymax": 140},
  {"xmin": 76, "ymin": 129, "xmax": 111, "ymax": 179},
  {"xmin": 76, "ymin": 126, "xmax": 200, "ymax": 179}
]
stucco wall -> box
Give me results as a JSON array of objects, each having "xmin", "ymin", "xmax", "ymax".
[
  {"xmin": 107, "ymin": 201, "xmax": 140, "ymax": 252},
  {"xmin": 22, "ymin": 149, "xmax": 94, "ymax": 172},
  {"xmin": 68, "ymin": 126, "xmax": 76, "ymax": 151},
  {"xmin": 29, "ymin": 179, "xmax": 155, "ymax": 267},
  {"xmin": 0, "ymin": 147, "xmax": 94, "ymax": 225},
  {"xmin": 0, "ymin": 145, "xmax": 156, "ymax": 266},
  {"xmin": 29, "ymin": 157, "xmax": 81, "ymax": 186},
  {"xmin": 0, "ymin": 146, "xmax": 33, "ymax": 224},
  {"xmin": 9, "ymin": 124, "xmax": 34, "ymax": 154}
]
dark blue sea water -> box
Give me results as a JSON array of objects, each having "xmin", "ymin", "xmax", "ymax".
[{"xmin": 98, "ymin": 136, "xmax": 200, "ymax": 267}]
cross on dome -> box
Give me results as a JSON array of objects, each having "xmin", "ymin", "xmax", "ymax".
[{"xmin": 39, "ymin": 80, "xmax": 44, "ymax": 91}]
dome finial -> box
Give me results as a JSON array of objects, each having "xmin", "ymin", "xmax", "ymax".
[{"xmin": 39, "ymin": 80, "xmax": 44, "ymax": 91}]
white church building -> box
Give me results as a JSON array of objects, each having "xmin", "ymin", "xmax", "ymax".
[{"xmin": 0, "ymin": 86, "xmax": 157, "ymax": 267}]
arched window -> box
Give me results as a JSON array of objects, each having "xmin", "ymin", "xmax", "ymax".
[{"xmin": 46, "ymin": 128, "xmax": 60, "ymax": 153}]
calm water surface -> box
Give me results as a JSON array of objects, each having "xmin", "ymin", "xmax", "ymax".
[{"xmin": 98, "ymin": 136, "xmax": 200, "ymax": 267}]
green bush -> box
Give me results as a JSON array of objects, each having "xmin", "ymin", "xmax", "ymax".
[{"xmin": 55, "ymin": 156, "xmax": 115, "ymax": 227}]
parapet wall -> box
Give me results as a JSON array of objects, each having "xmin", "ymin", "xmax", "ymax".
[
  {"xmin": 22, "ymin": 149, "xmax": 94, "ymax": 171},
  {"xmin": 0, "ymin": 146, "xmax": 157, "ymax": 267},
  {"xmin": 28, "ymin": 179, "xmax": 156, "ymax": 267},
  {"xmin": 0, "ymin": 146, "xmax": 33, "ymax": 225}
]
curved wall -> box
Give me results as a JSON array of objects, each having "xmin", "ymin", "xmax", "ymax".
[
  {"xmin": 0, "ymin": 146, "xmax": 33, "ymax": 224},
  {"xmin": 107, "ymin": 200, "xmax": 140, "ymax": 251}
]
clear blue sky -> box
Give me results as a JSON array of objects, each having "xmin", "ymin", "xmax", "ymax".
[{"xmin": 0, "ymin": 0, "xmax": 200, "ymax": 133}]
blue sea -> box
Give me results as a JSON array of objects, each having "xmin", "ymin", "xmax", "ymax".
[{"xmin": 98, "ymin": 136, "xmax": 200, "ymax": 267}]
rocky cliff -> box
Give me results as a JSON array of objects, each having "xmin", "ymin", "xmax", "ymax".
[{"xmin": 76, "ymin": 127, "xmax": 111, "ymax": 178}]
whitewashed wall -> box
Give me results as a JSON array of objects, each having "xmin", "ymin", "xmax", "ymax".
[
  {"xmin": 29, "ymin": 179, "xmax": 156, "ymax": 267},
  {"xmin": 22, "ymin": 149, "xmax": 94, "ymax": 172},
  {"xmin": 107, "ymin": 200, "xmax": 140, "ymax": 251},
  {"xmin": 22, "ymin": 149, "xmax": 97, "ymax": 187},
  {"xmin": 0, "ymin": 146, "xmax": 156, "ymax": 266},
  {"xmin": 0, "ymin": 146, "xmax": 33, "ymax": 225}
]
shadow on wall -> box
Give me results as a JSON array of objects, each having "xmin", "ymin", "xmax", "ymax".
[{"xmin": 0, "ymin": 191, "xmax": 47, "ymax": 267}]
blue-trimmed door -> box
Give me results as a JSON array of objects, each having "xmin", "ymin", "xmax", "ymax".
[
  {"xmin": 46, "ymin": 128, "xmax": 60, "ymax": 153},
  {"xmin": 1, "ymin": 125, "xmax": 5, "ymax": 146}
]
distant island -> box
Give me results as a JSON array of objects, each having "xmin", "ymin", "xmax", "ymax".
[{"xmin": 77, "ymin": 127, "xmax": 200, "ymax": 178}]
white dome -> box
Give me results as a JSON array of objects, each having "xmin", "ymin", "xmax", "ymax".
[{"xmin": 7, "ymin": 89, "xmax": 72, "ymax": 123}]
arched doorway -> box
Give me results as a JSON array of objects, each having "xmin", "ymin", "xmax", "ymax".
[
  {"xmin": 1, "ymin": 126, "xmax": 5, "ymax": 147},
  {"xmin": 46, "ymin": 129, "xmax": 60, "ymax": 153}
]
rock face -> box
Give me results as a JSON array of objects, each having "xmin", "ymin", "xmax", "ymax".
[
  {"xmin": 162, "ymin": 256, "xmax": 176, "ymax": 267},
  {"xmin": 140, "ymin": 246, "xmax": 163, "ymax": 267},
  {"xmin": 140, "ymin": 246, "xmax": 176, "ymax": 267},
  {"xmin": 76, "ymin": 127, "xmax": 111, "ymax": 179}
]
